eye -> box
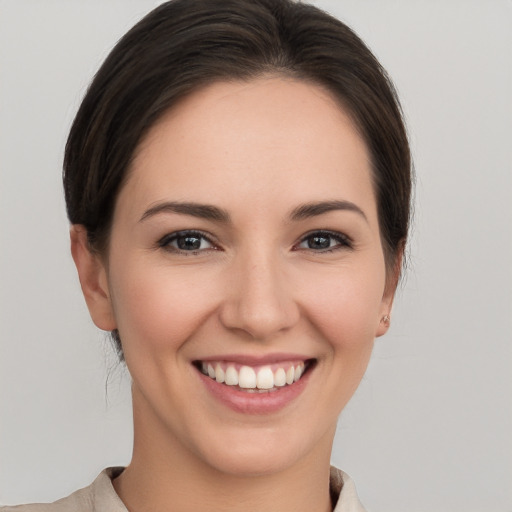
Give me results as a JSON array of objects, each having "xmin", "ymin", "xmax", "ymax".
[
  {"xmin": 296, "ymin": 230, "xmax": 352, "ymax": 252},
  {"xmin": 158, "ymin": 230, "xmax": 216, "ymax": 253}
]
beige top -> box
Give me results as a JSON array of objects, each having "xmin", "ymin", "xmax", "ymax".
[{"xmin": 1, "ymin": 466, "xmax": 366, "ymax": 512}]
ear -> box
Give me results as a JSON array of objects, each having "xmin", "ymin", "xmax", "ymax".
[
  {"xmin": 70, "ymin": 225, "xmax": 117, "ymax": 331},
  {"xmin": 375, "ymin": 249, "xmax": 403, "ymax": 338}
]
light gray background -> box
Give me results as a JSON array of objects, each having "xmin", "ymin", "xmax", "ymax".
[{"xmin": 1, "ymin": 1, "xmax": 511, "ymax": 510}]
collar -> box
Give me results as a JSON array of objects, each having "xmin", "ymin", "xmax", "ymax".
[{"xmin": 87, "ymin": 466, "xmax": 366, "ymax": 512}]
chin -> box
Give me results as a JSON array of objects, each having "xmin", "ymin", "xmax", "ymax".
[
  {"xmin": 202, "ymin": 444, "xmax": 301, "ymax": 477},
  {"xmin": 190, "ymin": 422, "xmax": 332, "ymax": 478}
]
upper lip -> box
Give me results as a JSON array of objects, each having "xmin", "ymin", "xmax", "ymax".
[{"xmin": 193, "ymin": 353, "xmax": 314, "ymax": 366}]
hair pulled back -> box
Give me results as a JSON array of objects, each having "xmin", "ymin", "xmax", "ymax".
[{"xmin": 64, "ymin": 0, "xmax": 412, "ymax": 358}]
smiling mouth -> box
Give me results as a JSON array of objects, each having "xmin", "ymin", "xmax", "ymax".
[{"xmin": 194, "ymin": 359, "xmax": 315, "ymax": 392}]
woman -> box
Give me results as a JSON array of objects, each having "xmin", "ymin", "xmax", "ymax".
[{"xmin": 2, "ymin": 0, "xmax": 411, "ymax": 510}]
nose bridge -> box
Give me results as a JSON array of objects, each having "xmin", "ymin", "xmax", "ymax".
[{"xmin": 220, "ymin": 245, "xmax": 299, "ymax": 339}]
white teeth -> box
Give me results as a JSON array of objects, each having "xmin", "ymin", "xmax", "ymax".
[
  {"xmin": 239, "ymin": 366, "xmax": 257, "ymax": 388},
  {"xmin": 225, "ymin": 365, "xmax": 238, "ymax": 386},
  {"xmin": 200, "ymin": 361, "xmax": 309, "ymax": 390},
  {"xmin": 256, "ymin": 366, "xmax": 274, "ymax": 389},
  {"xmin": 274, "ymin": 368, "xmax": 286, "ymax": 387},
  {"xmin": 215, "ymin": 364, "xmax": 225, "ymax": 383}
]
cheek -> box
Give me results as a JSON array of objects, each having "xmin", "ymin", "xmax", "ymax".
[
  {"xmin": 299, "ymin": 265, "xmax": 385, "ymax": 411},
  {"xmin": 298, "ymin": 263, "xmax": 385, "ymax": 351},
  {"xmin": 108, "ymin": 260, "xmax": 222, "ymax": 356}
]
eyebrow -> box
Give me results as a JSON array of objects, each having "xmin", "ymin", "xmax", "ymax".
[
  {"xmin": 289, "ymin": 200, "xmax": 368, "ymax": 222},
  {"xmin": 139, "ymin": 199, "xmax": 367, "ymax": 224},
  {"xmin": 140, "ymin": 201, "xmax": 231, "ymax": 223}
]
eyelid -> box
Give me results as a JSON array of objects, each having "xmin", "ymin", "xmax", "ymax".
[
  {"xmin": 157, "ymin": 229, "xmax": 220, "ymax": 253},
  {"xmin": 294, "ymin": 229, "xmax": 353, "ymax": 252}
]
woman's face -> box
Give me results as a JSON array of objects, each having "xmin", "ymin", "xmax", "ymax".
[{"xmin": 82, "ymin": 77, "xmax": 395, "ymax": 476}]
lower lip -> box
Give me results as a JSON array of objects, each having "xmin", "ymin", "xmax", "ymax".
[{"xmin": 197, "ymin": 366, "xmax": 312, "ymax": 415}]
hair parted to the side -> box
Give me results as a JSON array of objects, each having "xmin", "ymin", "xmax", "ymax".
[{"xmin": 64, "ymin": 0, "xmax": 412, "ymax": 360}]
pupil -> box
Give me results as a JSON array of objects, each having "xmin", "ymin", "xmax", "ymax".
[
  {"xmin": 178, "ymin": 235, "xmax": 201, "ymax": 250},
  {"xmin": 309, "ymin": 235, "xmax": 330, "ymax": 249}
]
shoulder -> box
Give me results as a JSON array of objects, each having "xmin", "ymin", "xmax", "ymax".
[
  {"xmin": 0, "ymin": 468, "xmax": 126, "ymax": 512},
  {"xmin": 330, "ymin": 466, "xmax": 367, "ymax": 512},
  {"xmin": 0, "ymin": 487, "xmax": 92, "ymax": 512}
]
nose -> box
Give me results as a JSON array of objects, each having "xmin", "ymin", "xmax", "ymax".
[{"xmin": 219, "ymin": 250, "xmax": 300, "ymax": 341}]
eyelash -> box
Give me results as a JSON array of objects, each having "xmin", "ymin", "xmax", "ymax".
[
  {"xmin": 157, "ymin": 229, "xmax": 352, "ymax": 255},
  {"xmin": 157, "ymin": 230, "xmax": 218, "ymax": 254},
  {"xmin": 294, "ymin": 230, "xmax": 353, "ymax": 253}
]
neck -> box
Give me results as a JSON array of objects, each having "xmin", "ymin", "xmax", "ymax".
[{"xmin": 113, "ymin": 391, "xmax": 335, "ymax": 512}]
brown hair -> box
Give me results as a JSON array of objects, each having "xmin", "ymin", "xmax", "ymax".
[{"xmin": 64, "ymin": 0, "xmax": 412, "ymax": 357}]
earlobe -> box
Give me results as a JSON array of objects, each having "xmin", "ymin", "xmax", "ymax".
[
  {"xmin": 376, "ymin": 248, "xmax": 403, "ymax": 338},
  {"xmin": 70, "ymin": 225, "xmax": 117, "ymax": 331},
  {"xmin": 376, "ymin": 313, "xmax": 391, "ymax": 337},
  {"xmin": 376, "ymin": 281, "xmax": 396, "ymax": 337}
]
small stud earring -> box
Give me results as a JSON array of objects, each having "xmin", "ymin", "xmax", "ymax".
[{"xmin": 381, "ymin": 314, "xmax": 391, "ymax": 326}]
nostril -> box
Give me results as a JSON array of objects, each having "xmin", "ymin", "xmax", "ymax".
[
  {"xmin": 218, "ymin": 297, "xmax": 300, "ymax": 340},
  {"xmin": 217, "ymin": 261, "xmax": 300, "ymax": 339}
]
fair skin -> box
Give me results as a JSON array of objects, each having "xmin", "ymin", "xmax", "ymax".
[{"xmin": 71, "ymin": 77, "xmax": 397, "ymax": 512}]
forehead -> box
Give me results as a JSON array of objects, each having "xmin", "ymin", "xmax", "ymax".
[{"xmin": 119, "ymin": 77, "xmax": 376, "ymax": 222}]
